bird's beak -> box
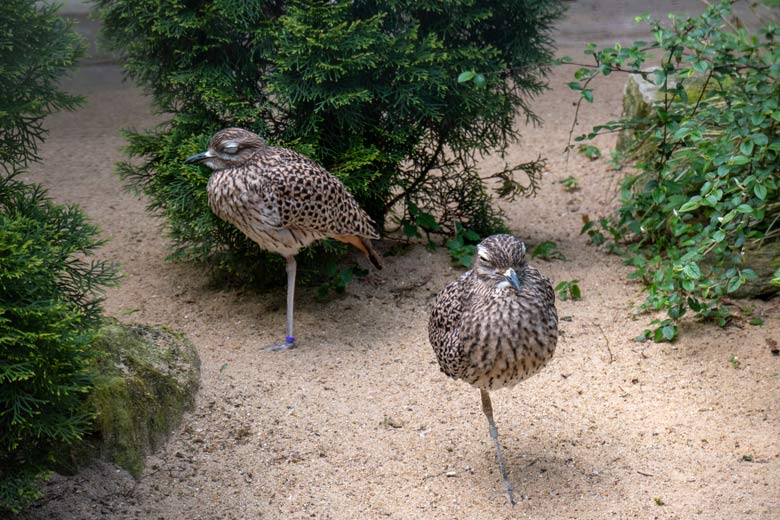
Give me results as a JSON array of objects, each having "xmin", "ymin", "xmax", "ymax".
[
  {"xmin": 503, "ymin": 268, "xmax": 521, "ymax": 291},
  {"xmin": 183, "ymin": 151, "xmax": 211, "ymax": 164}
]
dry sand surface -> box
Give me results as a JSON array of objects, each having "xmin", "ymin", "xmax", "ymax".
[{"xmin": 16, "ymin": 1, "xmax": 780, "ymax": 519}]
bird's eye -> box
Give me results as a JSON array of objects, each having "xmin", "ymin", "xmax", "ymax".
[{"xmin": 222, "ymin": 143, "xmax": 239, "ymax": 154}]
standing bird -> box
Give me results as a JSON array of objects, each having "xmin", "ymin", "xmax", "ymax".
[
  {"xmin": 428, "ymin": 234, "xmax": 558, "ymax": 505},
  {"xmin": 184, "ymin": 128, "xmax": 382, "ymax": 351}
]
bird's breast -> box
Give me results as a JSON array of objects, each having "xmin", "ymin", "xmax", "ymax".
[{"xmin": 460, "ymin": 294, "xmax": 558, "ymax": 391}]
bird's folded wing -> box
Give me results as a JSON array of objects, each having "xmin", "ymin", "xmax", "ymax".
[{"xmin": 263, "ymin": 148, "xmax": 379, "ymax": 238}]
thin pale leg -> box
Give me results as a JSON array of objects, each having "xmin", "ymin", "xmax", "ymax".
[
  {"xmin": 264, "ymin": 256, "xmax": 297, "ymax": 351},
  {"xmin": 481, "ymin": 388, "xmax": 517, "ymax": 506}
]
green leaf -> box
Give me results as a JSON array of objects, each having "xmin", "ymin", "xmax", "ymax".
[
  {"xmin": 742, "ymin": 269, "xmax": 758, "ymax": 281},
  {"xmin": 727, "ymin": 276, "xmax": 742, "ymax": 293},
  {"xmin": 446, "ymin": 237, "xmax": 463, "ymax": 250},
  {"xmin": 582, "ymin": 89, "xmax": 594, "ymax": 103},
  {"xmin": 771, "ymin": 268, "xmax": 780, "ymax": 287},
  {"xmin": 531, "ymin": 241, "xmax": 565, "ymax": 260},
  {"xmin": 754, "ymin": 183, "xmax": 767, "ymax": 201},
  {"xmin": 463, "ymin": 229, "xmax": 481, "ymax": 242},
  {"xmin": 472, "ymin": 73, "xmax": 486, "ymax": 88},
  {"xmin": 457, "ymin": 70, "xmax": 476, "ymax": 83},
  {"xmin": 678, "ymin": 197, "xmax": 702, "ymax": 212},
  {"xmin": 415, "ymin": 212, "xmax": 440, "ymax": 231},
  {"xmin": 683, "ymin": 263, "xmax": 701, "ymax": 279},
  {"xmin": 577, "ymin": 145, "xmax": 600, "ymax": 160},
  {"xmin": 731, "ymin": 155, "xmax": 751, "ymax": 165},
  {"xmin": 661, "ymin": 324, "xmax": 677, "ymax": 341},
  {"xmin": 692, "ymin": 60, "xmax": 708, "ymax": 74},
  {"xmin": 751, "ymin": 133, "xmax": 768, "ymax": 146},
  {"xmin": 402, "ymin": 220, "xmax": 419, "ymax": 238},
  {"xmin": 673, "ymin": 126, "xmax": 692, "ymax": 140},
  {"xmin": 555, "ymin": 280, "xmax": 581, "ymax": 301}
]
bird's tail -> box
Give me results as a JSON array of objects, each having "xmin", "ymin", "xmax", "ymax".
[{"xmin": 334, "ymin": 235, "xmax": 383, "ymax": 270}]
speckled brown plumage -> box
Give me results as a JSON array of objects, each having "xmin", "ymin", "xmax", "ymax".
[
  {"xmin": 184, "ymin": 127, "xmax": 382, "ymax": 350},
  {"xmin": 200, "ymin": 128, "xmax": 381, "ymax": 263},
  {"xmin": 428, "ymin": 234, "xmax": 558, "ymax": 505}
]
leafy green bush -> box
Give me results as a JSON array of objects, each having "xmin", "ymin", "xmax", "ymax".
[
  {"xmin": 93, "ymin": 0, "xmax": 564, "ymax": 284},
  {"xmin": 566, "ymin": 0, "xmax": 779, "ymax": 340},
  {"xmin": 0, "ymin": 0, "xmax": 84, "ymax": 170},
  {"xmin": 0, "ymin": 174, "xmax": 118, "ymax": 514}
]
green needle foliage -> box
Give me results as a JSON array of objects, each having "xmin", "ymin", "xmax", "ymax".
[
  {"xmin": 0, "ymin": 0, "xmax": 84, "ymax": 170},
  {"xmin": 566, "ymin": 0, "xmax": 780, "ymax": 341},
  {"xmin": 0, "ymin": 2, "xmax": 119, "ymax": 512},
  {"xmin": 0, "ymin": 174, "xmax": 119, "ymax": 513},
  {"xmin": 93, "ymin": 0, "xmax": 564, "ymax": 285}
]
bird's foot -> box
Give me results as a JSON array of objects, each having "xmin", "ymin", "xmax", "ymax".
[
  {"xmin": 263, "ymin": 336, "xmax": 296, "ymax": 352},
  {"xmin": 503, "ymin": 479, "xmax": 518, "ymax": 507}
]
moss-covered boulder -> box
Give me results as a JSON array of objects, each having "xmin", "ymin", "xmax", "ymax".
[
  {"xmin": 86, "ymin": 319, "xmax": 200, "ymax": 477},
  {"xmin": 731, "ymin": 241, "xmax": 780, "ymax": 299},
  {"xmin": 616, "ymin": 70, "xmax": 716, "ymax": 159},
  {"xmin": 615, "ymin": 71, "xmax": 657, "ymax": 157}
]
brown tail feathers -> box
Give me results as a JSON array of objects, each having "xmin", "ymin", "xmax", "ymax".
[{"xmin": 334, "ymin": 235, "xmax": 383, "ymax": 269}]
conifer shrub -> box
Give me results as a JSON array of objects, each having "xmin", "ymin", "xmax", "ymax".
[
  {"xmin": 93, "ymin": 0, "xmax": 565, "ymax": 284},
  {"xmin": 0, "ymin": 1, "xmax": 118, "ymax": 513},
  {"xmin": 0, "ymin": 0, "xmax": 84, "ymax": 170},
  {"xmin": 0, "ymin": 174, "xmax": 119, "ymax": 513}
]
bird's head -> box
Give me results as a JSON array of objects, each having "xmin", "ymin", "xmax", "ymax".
[
  {"xmin": 183, "ymin": 127, "xmax": 266, "ymax": 170},
  {"xmin": 472, "ymin": 234, "xmax": 527, "ymax": 291}
]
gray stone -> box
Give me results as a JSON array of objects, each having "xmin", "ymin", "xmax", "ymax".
[
  {"xmin": 85, "ymin": 319, "xmax": 200, "ymax": 477},
  {"xmin": 731, "ymin": 240, "xmax": 780, "ymax": 299},
  {"xmin": 617, "ymin": 69, "xmax": 714, "ymax": 158}
]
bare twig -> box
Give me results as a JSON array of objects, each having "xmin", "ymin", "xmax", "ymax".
[{"xmin": 596, "ymin": 322, "xmax": 614, "ymax": 363}]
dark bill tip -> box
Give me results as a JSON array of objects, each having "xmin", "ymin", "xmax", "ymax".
[{"xmin": 183, "ymin": 151, "xmax": 209, "ymax": 164}]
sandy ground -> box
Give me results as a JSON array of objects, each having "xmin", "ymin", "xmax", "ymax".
[{"xmin": 15, "ymin": 1, "xmax": 780, "ymax": 519}]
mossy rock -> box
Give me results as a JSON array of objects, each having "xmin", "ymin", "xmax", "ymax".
[
  {"xmin": 616, "ymin": 69, "xmax": 718, "ymax": 159},
  {"xmin": 731, "ymin": 241, "xmax": 780, "ymax": 299},
  {"xmin": 84, "ymin": 319, "xmax": 200, "ymax": 477}
]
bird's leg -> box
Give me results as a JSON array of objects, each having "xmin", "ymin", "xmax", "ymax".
[
  {"xmin": 480, "ymin": 388, "xmax": 517, "ymax": 506},
  {"xmin": 264, "ymin": 256, "xmax": 297, "ymax": 351}
]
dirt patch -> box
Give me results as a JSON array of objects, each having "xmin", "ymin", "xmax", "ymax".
[{"xmin": 17, "ymin": 2, "xmax": 780, "ymax": 519}]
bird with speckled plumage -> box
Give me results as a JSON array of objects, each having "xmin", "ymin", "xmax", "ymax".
[
  {"xmin": 185, "ymin": 128, "xmax": 382, "ymax": 351},
  {"xmin": 428, "ymin": 234, "xmax": 558, "ymax": 505}
]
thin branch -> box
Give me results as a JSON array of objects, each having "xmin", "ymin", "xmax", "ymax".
[
  {"xmin": 564, "ymin": 73, "xmax": 598, "ymax": 164},
  {"xmin": 383, "ymin": 136, "xmax": 445, "ymax": 213},
  {"xmin": 596, "ymin": 323, "xmax": 614, "ymax": 363}
]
